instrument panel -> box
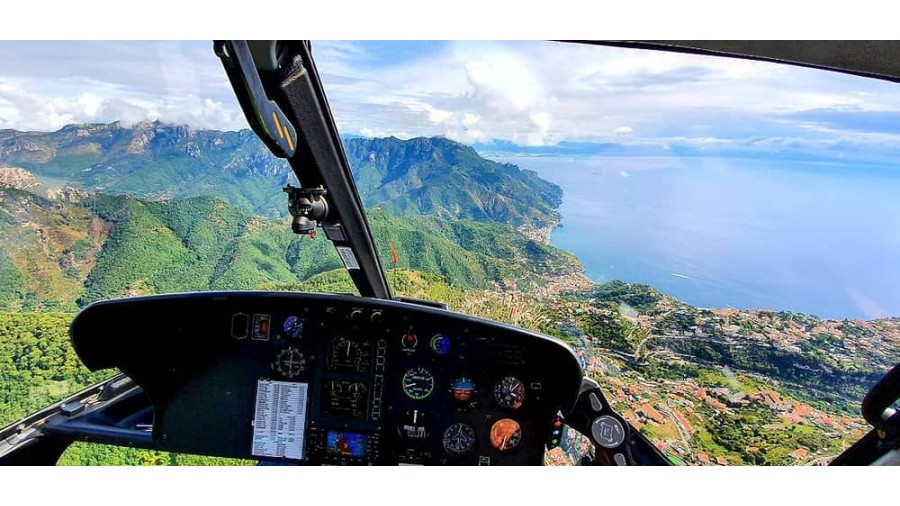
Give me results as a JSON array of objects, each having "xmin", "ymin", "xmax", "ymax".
[{"xmin": 69, "ymin": 292, "xmax": 583, "ymax": 465}]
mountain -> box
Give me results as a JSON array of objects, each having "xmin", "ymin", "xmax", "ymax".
[
  {"xmin": 365, "ymin": 209, "xmax": 579, "ymax": 290},
  {"xmin": 0, "ymin": 123, "xmax": 562, "ymax": 231},
  {"xmin": 0, "ymin": 186, "xmax": 582, "ymax": 311},
  {"xmin": 0, "ymin": 122, "xmax": 292, "ymax": 216},
  {"xmin": 345, "ymin": 136, "xmax": 562, "ymax": 232}
]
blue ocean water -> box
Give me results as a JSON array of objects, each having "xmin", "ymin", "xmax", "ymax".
[{"xmin": 492, "ymin": 155, "xmax": 900, "ymax": 320}]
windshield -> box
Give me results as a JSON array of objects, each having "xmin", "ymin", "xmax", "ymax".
[
  {"xmin": 0, "ymin": 40, "xmax": 897, "ymax": 466},
  {"xmin": 319, "ymin": 41, "xmax": 900, "ymax": 465}
]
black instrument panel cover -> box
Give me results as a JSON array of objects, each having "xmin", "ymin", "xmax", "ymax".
[{"xmin": 69, "ymin": 291, "xmax": 584, "ymax": 462}]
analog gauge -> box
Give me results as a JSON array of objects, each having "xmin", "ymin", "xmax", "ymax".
[
  {"xmin": 402, "ymin": 367, "xmax": 435, "ymax": 400},
  {"xmin": 282, "ymin": 315, "xmax": 304, "ymax": 339},
  {"xmin": 449, "ymin": 377, "xmax": 476, "ymax": 402},
  {"xmin": 493, "ymin": 376, "xmax": 526, "ymax": 409},
  {"xmin": 398, "ymin": 409, "xmax": 430, "ymax": 441},
  {"xmin": 401, "ymin": 331, "xmax": 418, "ymax": 351},
  {"xmin": 442, "ymin": 423, "xmax": 476, "ymax": 457},
  {"xmin": 273, "ymin": 347, "xmax": 306, "ymax": 379},
  {"xmin": 490, "ymin": 418, "xmax": 523, "ymax": 453},
  {"xmin": 330, "ymin": 337, "xmax": 365, "ymax": 372},
  {"xmin": 430, "ymin": 334, "xmax": 451, "ymax": 355}
]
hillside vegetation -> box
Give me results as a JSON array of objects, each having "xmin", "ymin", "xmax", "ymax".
[{"xmin": 0, "ymin": 188, "xmax": 582, "ymax": 311}]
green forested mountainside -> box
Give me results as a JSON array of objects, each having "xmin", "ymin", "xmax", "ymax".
[
  {"xmin": 0, "ymin": 188, "xmax": 581, "ymax": 311},
  {"xmin": 366, "ymin": 209, "xmax": 580, "ymax": 290},
  {"xmin": 78, "ymin": 193, "xmax": 339, "ymax": 305},
  {"xmin": 0, "ymin": 123, "xmax": 561, "ymax": 228},
  {"xmin": 0, "ymin": 188, "xmax": 107, "ymax": 310},
  {"xmin": 0, "ymin": 312, "xmax": 109, "ymax": 427},
  {"xmin": 345, "ymin": 136, "xmax": 561, "ymax": 228},
  {"xmin": 0, "ymin": 123, "xmax": 291, "ymax": 216}
]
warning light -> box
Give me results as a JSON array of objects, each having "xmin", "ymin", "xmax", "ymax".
[
  {"xmin": 401, "ymin": 332, "xmax": 418, "ymax": 350},
  {"xmin": 252, "ymin": 314, "xmax": 271, "ymax": 341}
]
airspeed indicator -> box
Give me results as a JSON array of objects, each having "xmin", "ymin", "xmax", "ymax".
[{"xmin": 402, "ymin": 367, "xmax": 435, "ymax": 400}]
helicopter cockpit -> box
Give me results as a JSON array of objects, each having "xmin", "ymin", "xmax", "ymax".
[
  {"xmin": 65, "ymin": 291, "xmax": 588, "ymax": 466},
  {"xmin": 0, "ymin": 41, "xmax": 898, "ymax": 467}
]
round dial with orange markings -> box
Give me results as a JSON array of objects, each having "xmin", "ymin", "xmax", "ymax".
[{"xmin": 489, "ymin": 418, "xmax": 523, "ymax": 452}]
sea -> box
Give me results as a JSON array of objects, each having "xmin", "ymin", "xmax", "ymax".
[{"xmin": 490, "ymin": 154, "xmax": 900, "ymax": 320}]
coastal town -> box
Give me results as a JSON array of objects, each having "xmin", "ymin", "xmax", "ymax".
[{"xmin": 441, "ymin": 276, "xmax": 899, "ymax": 466}]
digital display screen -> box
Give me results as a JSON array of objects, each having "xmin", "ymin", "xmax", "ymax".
[
  {"xmin": 321, "ymin": 381, "xmax": 369, "ymax": 420},
  {"xmin": 326, "ymin": 431, "xmax": 367, "ymax": 458}
]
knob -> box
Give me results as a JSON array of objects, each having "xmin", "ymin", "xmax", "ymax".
[
  {"xmin": 349, "ymin": 309, "xmax": 364, "ymax": 322},
  {"xmin": 370, "ymin": 310, "xmax": 383, "ymax": 323}
]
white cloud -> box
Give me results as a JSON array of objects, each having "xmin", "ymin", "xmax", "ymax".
[
  {"xmin": 318, "ymin": 41, "xmax": 900, "ymax": 151},
  {"xmin": 76, "ymin": 92, "xmax": 102, "ymax": 117},
  {"xmin": 404, "ymin": 101, "xmax": 452, "ymax": 124},
  {"xmin": 0, "ymin": 41, "xmax": 246, "ymax": 132},
  {"xmin": 358, "ymin": 127, "xmax": 416, "ymax": 140},
  {"xmin": 0, "ymin": 76, "xmax": 246, "ymax": 131},
  {"xmin": 3, "ymin": 39, "xmax": 900, "ymax": 162}
]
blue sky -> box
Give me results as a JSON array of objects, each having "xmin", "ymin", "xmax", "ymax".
[{"xmin": 2, "ymin": 40, "xmax": 900, "ymax": 163}]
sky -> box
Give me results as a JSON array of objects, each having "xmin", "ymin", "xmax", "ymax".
[{"xmin": 2, "ymin": 40, "xmax": 900, "ymax": 162}]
